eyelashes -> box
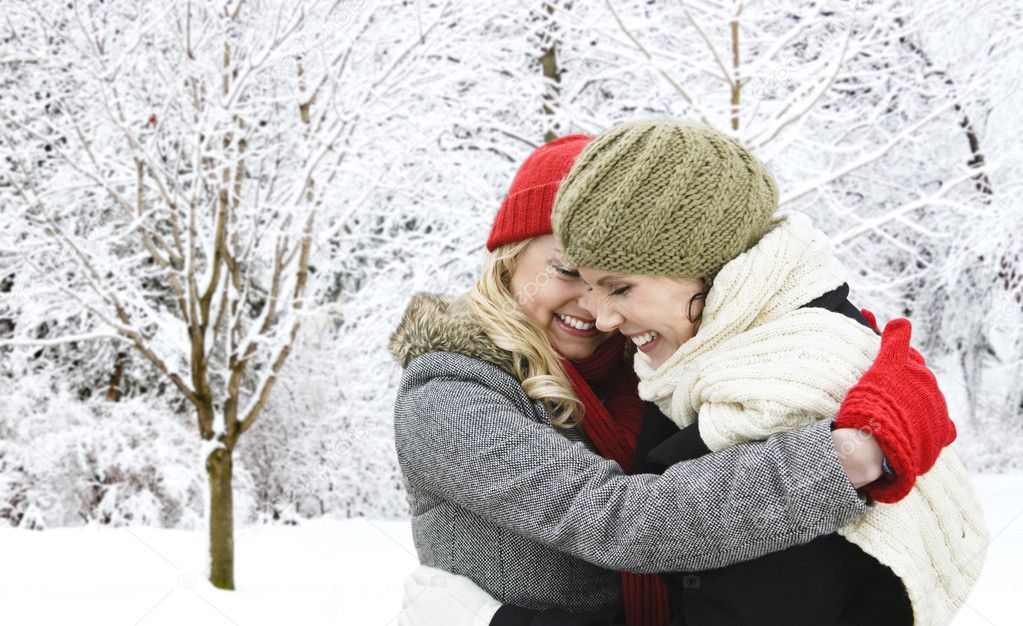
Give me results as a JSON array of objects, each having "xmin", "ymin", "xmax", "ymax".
[
  {"xmin": 551, "ymin": 264, "xmax": 580, "ymax": 278},
  {"xmin": 548, "ymin": 262, "xmax": 629, "ymax": 298}
]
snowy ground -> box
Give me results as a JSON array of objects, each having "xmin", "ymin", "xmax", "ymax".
[{"xmin": 2, "ymin": 475, "xmax": 1020, "ymax": 626}]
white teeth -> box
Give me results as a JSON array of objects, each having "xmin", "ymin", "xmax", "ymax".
[
  {"xmin": 631, "ymin": 331, "xmax": 659, "ymax": 347},
  {"xmin": 558, "ymin": 313, "xmax": 595, "ymax": 330}
]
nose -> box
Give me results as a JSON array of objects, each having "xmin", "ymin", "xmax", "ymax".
[
  {"xmin": 579, "ymin": 290, "xmax": 623, "ymax": 331},
  {"xmin": 594, "ymin": 307, "xmax": 625, "ymax": 332},
  {"xmin": 580, "ymin": 289, "xmax": 599, "ymax": 318},
  {"xmin": 593, "ymin": 299, "xmax": 625, "ymax": 334}
]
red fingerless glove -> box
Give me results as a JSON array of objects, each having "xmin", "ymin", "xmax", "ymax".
[{"xmin": 835, "ymin": 310, "xmax": 957, "ymax": 503}]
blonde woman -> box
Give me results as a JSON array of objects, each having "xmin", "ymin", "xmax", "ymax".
[{"xmin": 390, "ymin": 135, "xmax": 957, "ymax": 626}]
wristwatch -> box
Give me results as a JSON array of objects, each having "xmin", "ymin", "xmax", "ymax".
[{"xmin": 881, "ymin": 455, "xmax": 897, "ymax": 478}]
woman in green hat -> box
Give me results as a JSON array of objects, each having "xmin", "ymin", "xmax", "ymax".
[{"xmin": 544, "ymin": 118, "xmax": 987, "ymax": 625}]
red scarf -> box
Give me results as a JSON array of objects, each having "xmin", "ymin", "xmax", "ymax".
[{"xmin": 559, "ymin": 334, "xmax": 677, "ymax": 626}]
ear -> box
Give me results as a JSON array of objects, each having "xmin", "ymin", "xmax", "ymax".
[{"xmin": 687, "ymin": 277, "xmax": 713, "ymax": 323}]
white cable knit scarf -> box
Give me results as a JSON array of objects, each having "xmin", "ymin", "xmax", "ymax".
[{"xmin": 634, "ymin": 211, "xmax": 987, "ymax": 625}]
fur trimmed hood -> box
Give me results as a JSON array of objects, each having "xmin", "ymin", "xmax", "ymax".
[{"xmin": 388, "ymin": 292, "xmax": 517, "ymax": 377}]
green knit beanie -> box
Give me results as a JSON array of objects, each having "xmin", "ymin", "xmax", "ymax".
[{"xmin": 551, "ymin": 118, "xmax": 779, "ymax": 278}]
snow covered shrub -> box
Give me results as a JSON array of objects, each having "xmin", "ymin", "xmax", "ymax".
[
  {"xmin": 237, "ymin": 308, "xmax": 407, "ymax": 521},
  {"xmin": 55, "ymin": 398, "xmax": 207, "ymax": 528},
  {"xmin": 914, "ymin": 192, "xmax": 1023, "ymax": 473},
  {"xmin": 0, "ymin": 439, "xmax": 35, "ymax": 529},
  {"xmin": 0, "ymin": 370, "xmax": 209, "ymax": 528}
]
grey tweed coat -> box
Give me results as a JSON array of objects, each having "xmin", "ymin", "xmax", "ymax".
[{"xmin": 389, "ymin": 293, "xmax": 871, "ymax": 614}]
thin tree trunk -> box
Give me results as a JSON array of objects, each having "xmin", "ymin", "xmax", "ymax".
[
  {"xmin": 206, "ymin": 445, "xmax": 235, "ymax": 590},
  {"xmin": 895, "ymin": 18, "xmax": 993, "ymax": 196},
  {"xmin": 539, "ymin": 1, "xmax": 562, "ymax": 143},
  {"xmin": 105, "ymin": 351, "xmax": 127, "ymax": 402},
  {"xmin": 730, "ymin": 12, "xmax": 741, "ymax": 132},
  {"xmin": 0, "ymin": 273, "xmax": 14, "ymax": 338}
]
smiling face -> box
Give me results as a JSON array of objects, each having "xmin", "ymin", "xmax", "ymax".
[
  {"xmin": 508, "ymin": 235, "xmax": 614, "ymax": 360},
  {"xmin": 577, "ymin": 267, "xmax": 707, "ymax": 369}
]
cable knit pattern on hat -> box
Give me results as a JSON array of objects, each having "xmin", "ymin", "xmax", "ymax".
[
  {"xmin": 551, "ymin": 118, "xmax": 779, "ymax": 277},
  {"xmin": 634, "ymin": 211, "xmax": 988, "ymax": 626}
]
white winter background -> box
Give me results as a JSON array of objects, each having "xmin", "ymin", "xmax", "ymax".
[{"xmin": 0, "ymin": 0, "xmax": 1021, "ymax": 624}]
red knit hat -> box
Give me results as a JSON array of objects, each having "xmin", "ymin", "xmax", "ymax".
[{"xmin": 486, "ymin": 134, "xmax": 594, "ymax": 251}]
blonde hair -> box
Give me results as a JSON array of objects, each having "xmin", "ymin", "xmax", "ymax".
[{"xmin": 466, "ymin": 239, "xmax": 584, "ymax": 429}]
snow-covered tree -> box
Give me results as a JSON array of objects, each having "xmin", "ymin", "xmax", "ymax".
[{"xmin": 0, "ymin": 0, "xmax": 461, "ymax": 588}]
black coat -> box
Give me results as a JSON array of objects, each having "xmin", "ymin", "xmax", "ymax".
[
  {"xmin": 493, "ymin": 284, "xmax": 912, "ymax": 626},
  {"xmin": 632, "ymin": 283, "xmax": 911, "ymax": 626}
]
